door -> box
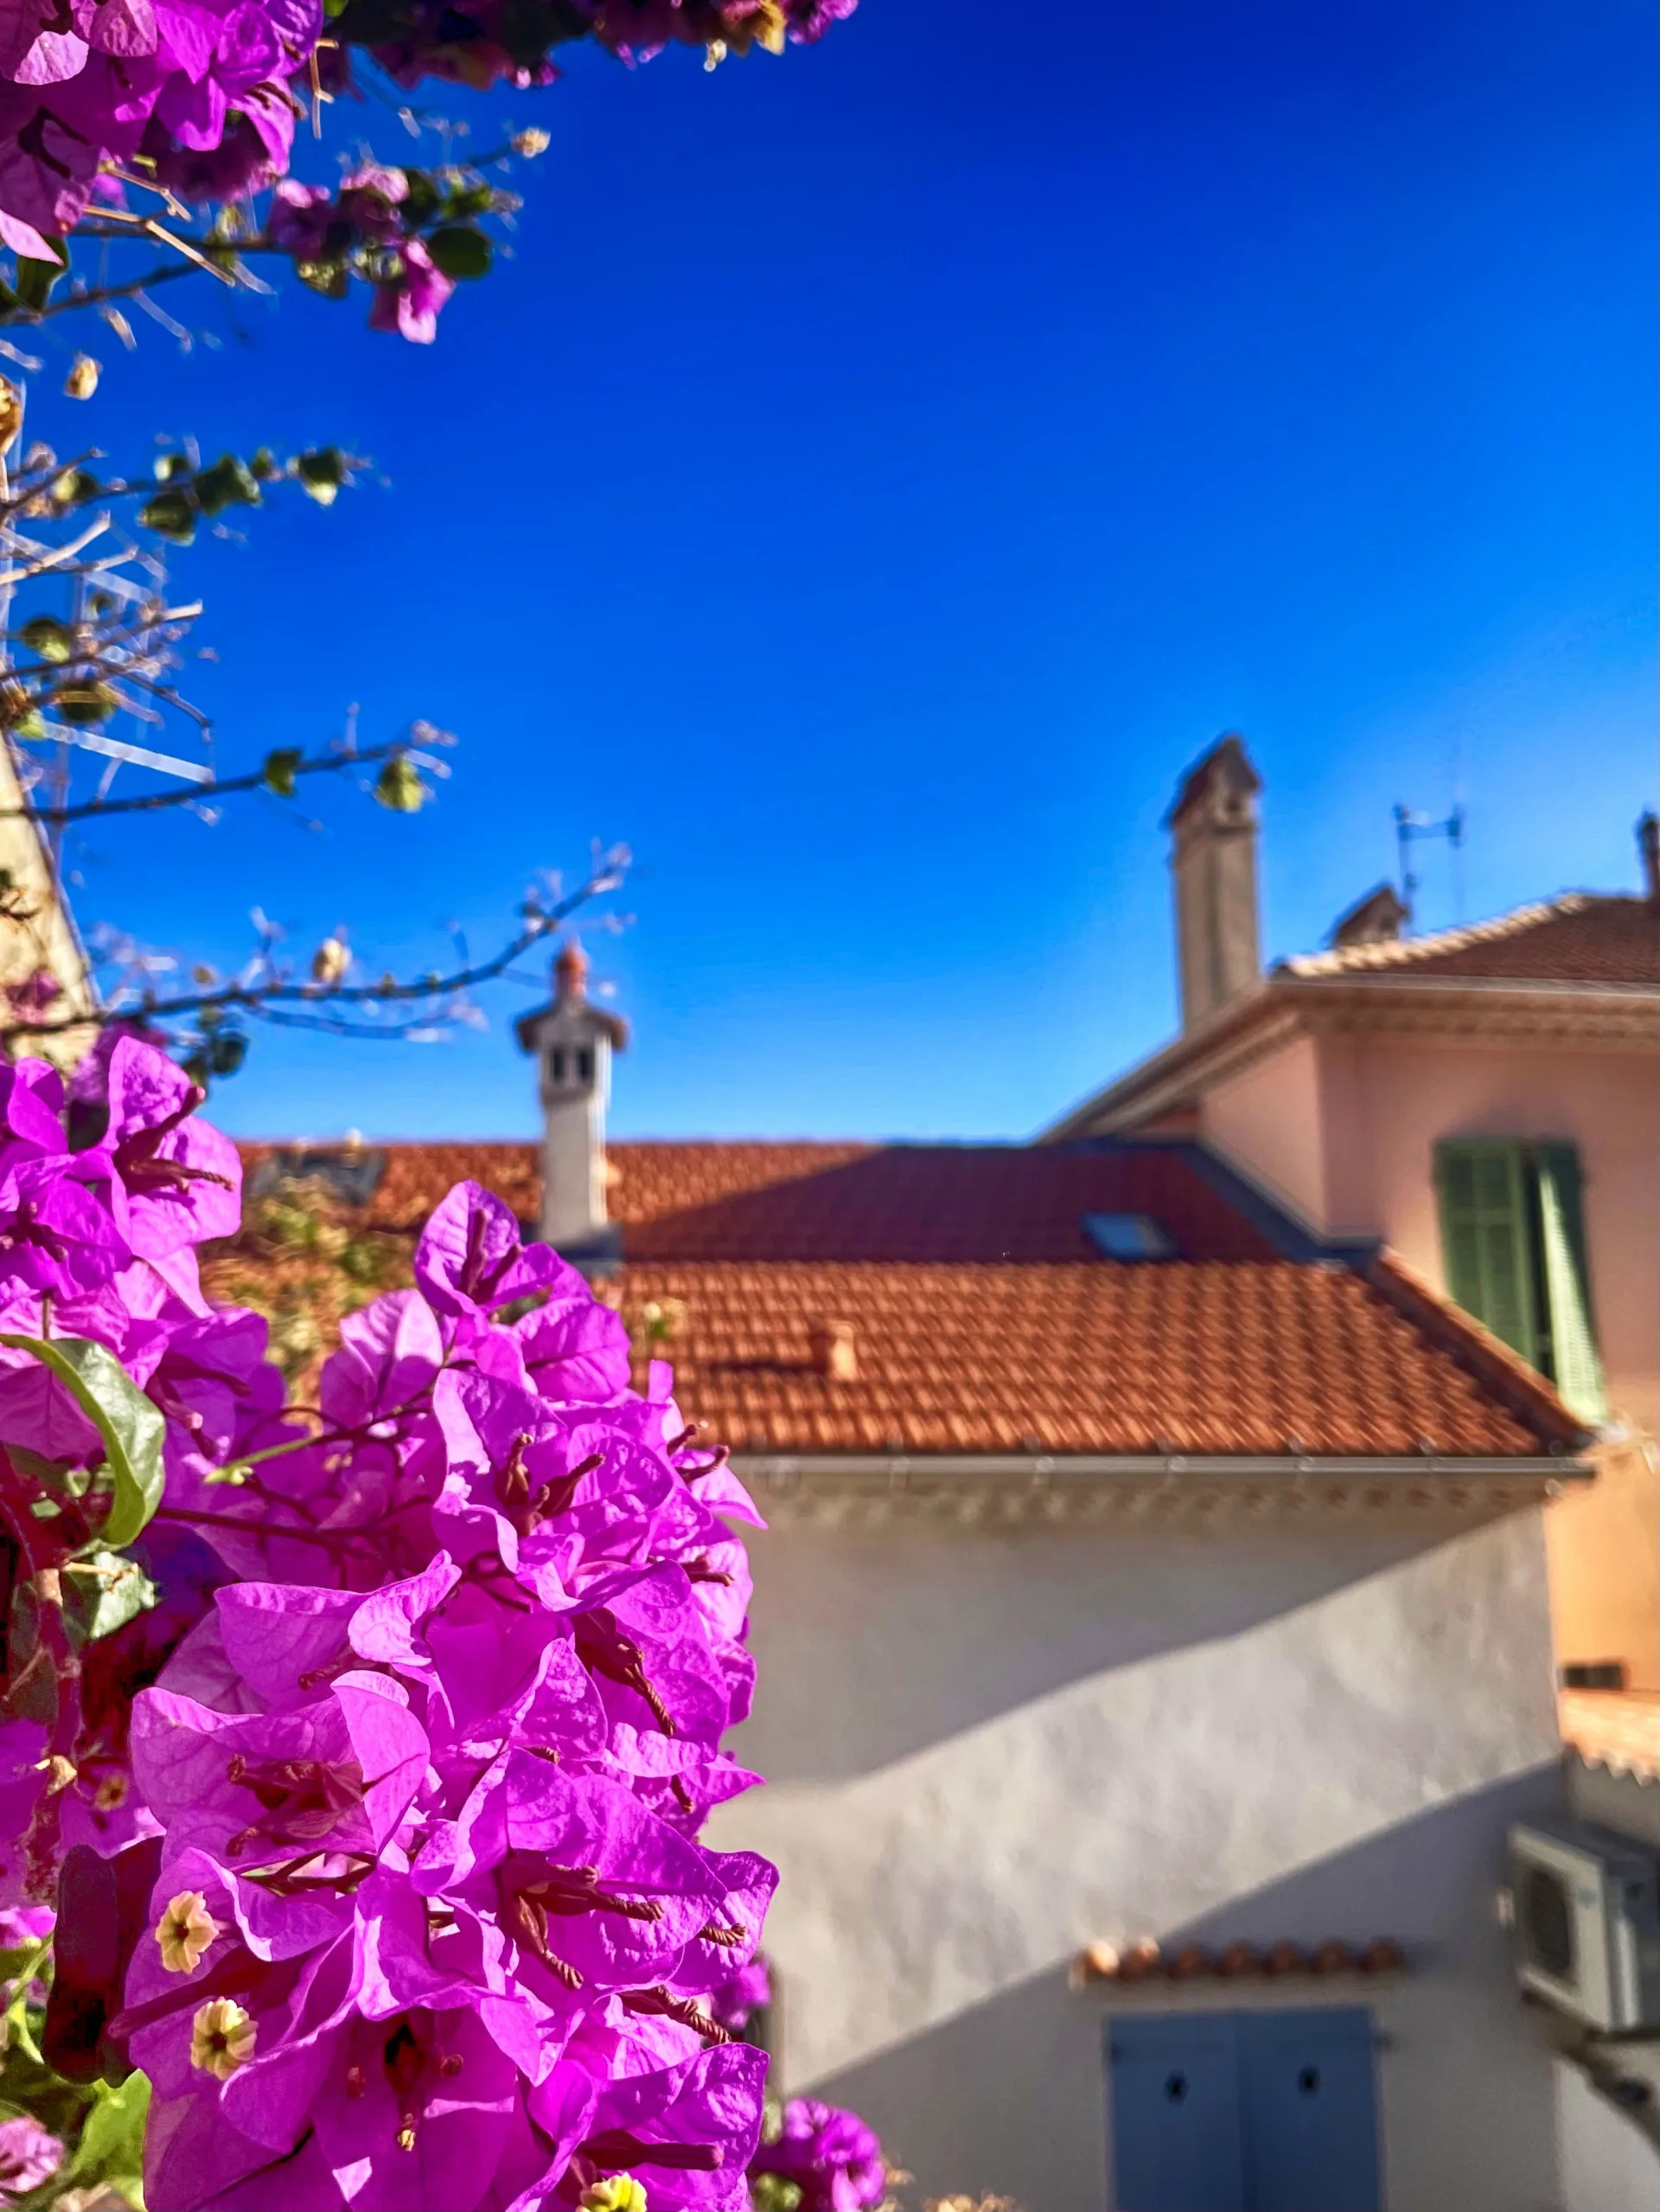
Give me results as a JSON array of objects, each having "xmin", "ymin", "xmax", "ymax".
[
  {"xmin": 1236, "ymin": 2008, "xmax": 1381, "ymax": 2212},
  {"xmin": 1107, "ymin": 2015, "xmax": 1247, "ymax": 2212},
  {"xmin": 1107, "ymin": 2009, "xmax": 1381, "ymax": 2211}
]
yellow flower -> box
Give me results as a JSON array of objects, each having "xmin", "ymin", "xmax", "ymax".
[
  {"xmin": 156, "ymin": 1890, "xmax": 220, "ymax": 1974},
  {"xmin": 190, "ymin": 1997, "xmax": 255, "ymax": 2080},
  {"xmin": 513, "ymin": 129, "xmax": 551, "ymax": 157},
  {"xmin": 580, "ymin": 2180, "xmax": 648, "ymax": 2211}
]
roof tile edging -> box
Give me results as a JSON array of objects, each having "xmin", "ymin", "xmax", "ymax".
[{"xmin": 1362, "ymin": 1248, "xmax": 1589, "ymax": 1456}]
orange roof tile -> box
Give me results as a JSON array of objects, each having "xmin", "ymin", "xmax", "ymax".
[
  {"xmin": 616, "ymin": 1259, "xmax": 1566, "ymax": 1458},
  {"xmin": 1560, "ymin": 1690, "xmax": 1660, "ymax": 1781}
]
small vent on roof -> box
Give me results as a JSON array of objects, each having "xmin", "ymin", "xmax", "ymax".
[{"xmin": 1083, "ymin": 1213, "xmax": 1177, "ymax": 1261}]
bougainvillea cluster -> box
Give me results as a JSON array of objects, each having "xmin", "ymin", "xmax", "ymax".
[
  {"xmin": 0, "ymin": 1036, "xmax": 879, "ymax": 2208},
  {"xmin": 0, "ymin": 0, "xmax": 857, "ymax": 270}
]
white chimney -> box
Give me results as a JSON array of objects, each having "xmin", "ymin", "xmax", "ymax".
[
  {"xmin": 514, "ymin": 940, "xmax": 628, "ymax": 1256},
  {"xmin": 1165, "ymin": 734, "xmax": 1262, "ymax": 1030}
]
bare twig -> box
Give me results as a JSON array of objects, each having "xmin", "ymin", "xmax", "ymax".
[
  {"xmin": 0, "ymin": 740, "xmax": 414, "ymax": 825},
  {"xmin": 0, "ymin": 864, "xmax": 626, "ymax": 1046}
]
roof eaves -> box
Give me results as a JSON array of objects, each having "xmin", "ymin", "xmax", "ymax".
[
  {"xmin": 1038, "ymin": 985, "xmax": 1301, "ymax": 1140},
  {"xmin": 733, "ymin": 1450, "xmax": 1587, "ymax": 1523}
]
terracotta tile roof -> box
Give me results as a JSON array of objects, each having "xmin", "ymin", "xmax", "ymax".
[
  {"xmin": 223, "ymin": 1138, "xmax": 1585, "ymax": 1463},
  {"xmin": 1280, "ymin": 894, "xmax": 1660, "ymax": 988},
  {"xmin": 617, "ymin": 1144, "xmax": 1280, "ymax": 1263},
  {"xmin": 1560, "ymin": 1690, "xmax": 1660, "ymax": 1782},
  {"xmin": 615, "ymin": 1259, "xmax": 1565, "ymax": 1457}
]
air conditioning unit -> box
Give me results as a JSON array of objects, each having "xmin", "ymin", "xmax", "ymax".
[{"xmin": 1507, "ymin": 1820, "xmax": 1660, "ymax": 2031}]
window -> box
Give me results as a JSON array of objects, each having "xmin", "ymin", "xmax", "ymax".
[
  {"xmin": 1433, "ymin": 1138, "xmax": 1606, "ymax": 1422},
  {"xmin": 577, "ymin": 1048, "xmax": 594, "ymax": 1083},
  {"xmin": 1106, "ymin": 2009, "xmax": 1380, "ymax": 2212},
  {"xmin": 548, "ymin": 1049, "xmax": 566, "ymax": 1082}
]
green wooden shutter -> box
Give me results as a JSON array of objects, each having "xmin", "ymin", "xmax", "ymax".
[
  {"xmin": 1435, "ymin": 1139, "xmax": 1539, "ymax": 1366},
  {"xmin": 1535, "ymin": 1141, "xmax": 1607, "ymax": 1424}
]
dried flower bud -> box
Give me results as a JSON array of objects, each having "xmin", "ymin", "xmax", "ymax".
[
  {"xmin": 513, "ymin": 129, "xmax": 551, "ymax": 157},
  {"xmin": 63, "ymin": 356, "xmax": 100, "ymax": 401},
  {"xmin": 311, "ymin": 934, "xmax": 350, "ymax": 985}
]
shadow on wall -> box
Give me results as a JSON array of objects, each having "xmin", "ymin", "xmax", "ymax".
[
  {"xmin": 736, "ymin": 1506, "xmax": 1536, "ymax": 1786},
  {"xmin": 804, "ymin": 1767, "xmax": 1566, "ymax": 2212}
]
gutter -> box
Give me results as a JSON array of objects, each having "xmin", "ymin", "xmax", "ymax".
[{"xmin": 733, "ymin": 1450, "xmax": 1589, "ymax": 1485}]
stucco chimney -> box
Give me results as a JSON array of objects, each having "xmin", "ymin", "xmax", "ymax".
[
  {"xmin": 1639, "ymin": 811, "xmax": 1659, "ymax": 903},
  {"xmin": 514, "ymin": 940, "xmax": 629, "ymax": 1260},
  {"xmin": 1165, "ymin": 734, "xmax": 1263, "ymax": 1030}
]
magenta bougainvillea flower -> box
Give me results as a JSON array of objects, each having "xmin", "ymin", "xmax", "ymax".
[
  {"xmin": 748, "ymin": 2096, "xmax": 889, "ymax": 2211},
  {"xmin": 0, "ymin": 1039, "xmax": 808, "ymax": 2207},
  {"xmin": 1, "ymin": 1, "xmax": 859, "ymax": 281},
  {"xmin": 0, "ymin": 2111, "xmax": 61, "ymax": 2199}
]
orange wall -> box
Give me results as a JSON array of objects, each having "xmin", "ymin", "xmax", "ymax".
[{"xmin": 1200, "ymin": 1031, "xmax": 1660, "ymax": 1688}]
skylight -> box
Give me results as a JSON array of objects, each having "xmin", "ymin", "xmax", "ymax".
[{"xmin": 1082, "ymin": 1212, "xmax": 1178, "ymax": 1261}]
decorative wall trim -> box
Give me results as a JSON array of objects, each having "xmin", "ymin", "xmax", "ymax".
[
  {"xmin": 731, "ymin": 1450, "xmax": 1587, "ymax": 1526},
  {"xmin": 1044, "ymin": 977, "xmax": 1660, "ymax": 1140}
]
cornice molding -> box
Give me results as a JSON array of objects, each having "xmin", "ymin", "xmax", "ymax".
[
  {"xmin": 1046, "ymin": 977, "xmax": 1660, "ymax": 1138},
  {"xmin": 731, "ymin": 1451, "xmax": 1586, "ymax": 1527}
]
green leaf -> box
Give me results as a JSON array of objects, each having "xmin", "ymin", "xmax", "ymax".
[
  {"xmin": 295, "ymin": 447, "xmax": 348, "ymax": 506},
  {"xmin": 374, "ymin": 756, "xmax": 430, "ymax": 813},
  {"xmin": 69, "ymin": 2069, "xmax": 150, "ymax": 2182},
  {"xmin": 294, "ymin": 257, "xmax": 350, "ymax": 301},
  {"xmin": 425, "ymin": 224, "xmax": 493, "ymax": 281},
  {"xmin": 137, "ymin": 488, "xmax": 197, "ymax": 545},
  {"xmin": 13, "ymin": 252, "xmax": 64, "ymax": 314},
  {"xmin": 63, "ymin": 1546, "xmax": 157, "ymax": 1645},
  {"xmin": 438, "ymin": 184, "xmax": 495, "ymax": 220},
  {"xmin": 18, "ymin": 615, "xmax": 73, "ymax": 666},
  {"xmin": 249, "ymin": 446, "xmax": 280, "ymax": 481},
  {"xmin": 398, "ymin": 169, "xmax": 442, "ymax": 228},
  {"xmin": 261, "ymin": 746, "xmax": 303, "ymax": 798},
  {"xmin": 54, "ymin": 681, "xmax": 118, "ymax": 726},
  {"xmin": 0, "ymin": 1335, "xmax": 165, "ymax": 1547},
  {"xmin": 193, "ymin": 453, "xmax": 261, "ymax": 517}
]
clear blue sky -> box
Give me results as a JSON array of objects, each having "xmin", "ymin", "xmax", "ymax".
[{"xmin": 26, "ymin": 0, "xmax": 1657, "ymax": 1141}]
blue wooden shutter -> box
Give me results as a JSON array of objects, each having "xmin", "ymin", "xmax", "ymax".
[
  {"xmin": 1107, "ymin": 2014, "xmax": 1247, "ymax": 2211},
  {"xmin": 1534, "ymin": 1141, "xmax": 1606, "ymax": 1424},
  {"xmin": 1434, "ymin": 1138, "xmax": 1540, "ymax": 1366},
  {"xmin": 1236, "ymin": 2007, "xmax": 1381, "ymax": 2212}
]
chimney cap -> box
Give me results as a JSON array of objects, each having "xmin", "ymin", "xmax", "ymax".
[
  {"xmin": 1329, "ymin": 882, "xmax": 1408, "ymax": 949},
  {"xmin": 554, "ymin": 938, "xmax": 591, "ymax": 999},
  {"xmin": 1639, "ymin": 810, "xmax": 1659, "ymax": 903},
  {"xmin": 1165, "ymin": 732, "xmax": 1262, "ymax": 831}
]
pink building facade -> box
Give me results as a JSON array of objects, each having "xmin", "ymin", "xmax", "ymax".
[{"xmin": 1050, "ymin": 745, "xmax": 1660, "ymax": 1694}]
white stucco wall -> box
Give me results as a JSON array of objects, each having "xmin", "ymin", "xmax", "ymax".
[
  {"xmin": 1554, "ymin": 2060, "xmax": 1660, "ymax": 2212},
  {"xmin": 707, "ymin": 1494, "xmax": 1567, "ymax": 2210}
]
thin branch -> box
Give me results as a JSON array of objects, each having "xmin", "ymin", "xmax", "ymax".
[
  {"xmin": 0, "ymin": 869, "xmax": 622, "ymax": 1044},
  {"xmin": 0, "ymin": 741, "xmax": 412, "ymax": 825},
  {"xmin": 31, "ymin": 261, "xmax": 200, "ymax": 322}
]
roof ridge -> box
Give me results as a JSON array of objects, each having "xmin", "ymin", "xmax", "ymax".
[{"xmin": 1279, "ymin": 893, "xmax": 1596, "ymax": 979}]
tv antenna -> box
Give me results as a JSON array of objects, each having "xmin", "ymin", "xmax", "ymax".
[{"xmin": 1394, "ymin": 802, "xmax": 1465, "ymax": 933}]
